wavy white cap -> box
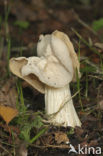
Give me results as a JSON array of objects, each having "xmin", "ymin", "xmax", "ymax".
[
  {"xmin": 53, "ymin": 30, "xmax": 81, "ymax": 81},
  {"xmin": 9, "ymin": 30, "xmax": 80, "ymax": 93}
]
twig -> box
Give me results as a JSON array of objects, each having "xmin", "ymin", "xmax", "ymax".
[
  {"xmin": 0, "ymin": 144, "xmax": 12, "ymax": 156},
  {"xmin": 80, "ymin": 56, "xmax": 103, "ymax": 74},
  {"xmin": 72, "ymin": 28, "xmax": 101, "ymax": 57},
  {"xmin": 77, "ymin": 18, "xmax": 98, "ymax": 36},
  {"xmin": 31, "ymin": 144, "xmax": 69, "ymax": 149},
  {"xmin": 30, "ymin": 127, "xmax": 48, "ymax": 144},
  {"xmin": 88, "ymin": 75, "xmax": 103, "ymax": 80},
  {"xmin": 49, "ymin": 89, "xmax": 81, "ymax": 119},
  {"xmin": 0, "ymin": 140, "xmax": 15, "ymax": 147}
]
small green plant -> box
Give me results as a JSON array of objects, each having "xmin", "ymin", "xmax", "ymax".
[
  {"xmin": 30, "ymin": 127, "xmax": 47, "ymax": 144},
  {"xmin": 92, "ymin": 18, "xmax": 103, "ymax": 31},
  {"xmin": 20, "ymin": 115, "xmax": 43, "ymax": 143},
  {"xmin": 14, "ymin": 20, "xmax": 30, "ymax": 29},
  {"xmin": 67, "ymin": 127, "xmax": 74, "ymax": 136},
  {"xmin": 80, "ymin": 62, "xmax": 95, "ymax": 98},
  {"xmin": 16, "ymin": 79, "xmax": 27, "ymax": 113},
  {"xmin": 15, "ymin": 79, "xmax": 46, "ymax": 144}
]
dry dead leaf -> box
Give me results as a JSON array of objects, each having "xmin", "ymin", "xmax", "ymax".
[
  {"xmin": 94, "ymin": 42, "xmax": 103, "ymax": 50},
  {"xmin": 39, "ymin": 133, "xmax": 54, "ymax": 145},
  {"xmin": 0, "ymin": 78, "xmax": 18, "ymax": 124},
  {"xmin": 0, "ymin": 105, "xmax": 18, "ymax": 124},
  {"xmin": 98, "ymin": 100, "xmax": 103, "ymax": 110},
  {"xmin": 0, "ymin": 78, "xmax": 17, "ymax": 108},
  {"xmin": 54, "ymin": 131, "xmax": 69, "ymax": 144}
]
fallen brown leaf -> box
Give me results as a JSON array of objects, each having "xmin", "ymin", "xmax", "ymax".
[
  {"xmin": 98, "ymin": 100, "xmax": 103, "ymax": 110},
  {"xmin": 0, "ymin": 78, "xmax": 17, "ymax": 108},
  {"xmin": 0, "ymin": 105, "xmax": 18, "ymax": 124},
  {"xmin": 54, "ymin": 131, "xmax": 69, "ymax": 144},
  {"xmin": 0, "ymin": 78, "xmax": 18, "ymax": 124},
  {"xmin": 94, "ymin": 42, "xmax": 103, "ymax": 50}
]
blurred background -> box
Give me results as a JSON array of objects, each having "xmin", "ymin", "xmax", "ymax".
[
  {"xmin": 0, "ymin": 0, "xmax": 103, "ymax": 67},
  {"xmin": 0, "ymin": 0, "xmax": 103, "ymax": 56}
]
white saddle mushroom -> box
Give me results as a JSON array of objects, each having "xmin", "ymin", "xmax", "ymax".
[{"xmin": 9, "ymin": 30, "xmax": 81, "ymax": 127}]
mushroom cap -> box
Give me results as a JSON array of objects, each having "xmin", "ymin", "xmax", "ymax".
[
  {"xmin": 21, "ymin": 55, "xmax": 73, "ymax": 88},
  {"xmin": 37, "ymin": 30, "xmax": 80, "ymax": 82},
  {"xmin": 37, "ymin": 34, "xmax": 51, "ymax": 57},
  {"xmin": 53, "ymin": 30, "xmax": 81, "ymax": 81},
  {"xmin": 51, "ymin": 34, "xmax": 73, "ymax": 77},
  {"xmin": 9, "ymin": 55, "xmax": 73, "ymax": 93},
  {"xmin": 9, "ymin": 30, "xmax": 80, "ymax": 93},
  {"xmin": 9, "ymin": 58, "xmax": 45, "ymax": 94}
]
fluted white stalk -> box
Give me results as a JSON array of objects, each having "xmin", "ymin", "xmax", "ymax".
[{"xmin": 45, "ymin": 85, "xmax": 81, "ymax": 127}]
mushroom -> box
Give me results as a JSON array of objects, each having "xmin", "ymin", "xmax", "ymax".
[{"xmin": 9, "ymin": 30, "xmax": 81, "ymax": 127}]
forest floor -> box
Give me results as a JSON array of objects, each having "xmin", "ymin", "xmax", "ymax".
[{"xmin": 0, "ymin": 0, "xmax": 103, "ymax": 156}]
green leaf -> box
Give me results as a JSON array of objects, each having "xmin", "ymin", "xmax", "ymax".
[
  {"xmin": 19, "ymin": 115, "xmax": 43, "ymax": 143},
  {"xmin": 92, "ymin": 18, "xmax": 103, "ymax": 31},
  {"xmin": 14, "ymin": 20, "xmax": 30, "ymax": 29},
  {"xmin": 67, "ymin": 127, "xmax": 74, "ymax": 136},
  {"xmin": 20, "ymin": 124, "xmax": 31, "ymax": 142},
  {"xmin": 30, "ymin": 127, "xmax": 47, "ymax": 144},
  {"xmin": 32, "ymin": 115, "xmax": 43, "ymax": 129}
]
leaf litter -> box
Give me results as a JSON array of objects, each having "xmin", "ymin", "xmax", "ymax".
[{"xmin": 0, "ymin": 78, "xmax": 18, "ymax": 124}]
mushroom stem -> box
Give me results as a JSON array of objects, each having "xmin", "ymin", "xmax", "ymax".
[{"xmin": 45, "ymin": 85, "xmax": 81, "ymax": 127}]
